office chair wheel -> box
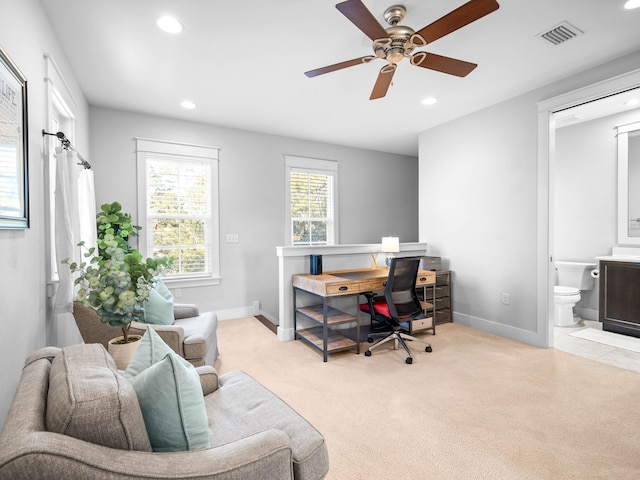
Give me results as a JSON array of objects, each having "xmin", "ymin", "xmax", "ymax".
[
  {"xmin": 367, "ymin": 337, "xmax": 373, "ymax": 343},
  {"xmin": 426, "ymin": 346, "xmax": 432, "ymax": 352},
  {"xmin": 365, "ymin": 350, "xmax": 372, "ymax": 357},
  {"xmin": 406, "ymin": 357, "xmax": 413, "ymax": 364}
]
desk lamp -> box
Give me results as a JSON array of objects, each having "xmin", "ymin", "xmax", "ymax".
[{"xmin": 381, "ymin": 236, "xmax": 399, "ymax": 267}]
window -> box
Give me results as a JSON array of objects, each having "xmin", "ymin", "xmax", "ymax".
[
  {"xmin": 285, "ymin": 155, "xmax": 338, "ymax": 246},
  {"xmin": 136, "ymin": 138, "xmax": 220, "ymax": 287}
]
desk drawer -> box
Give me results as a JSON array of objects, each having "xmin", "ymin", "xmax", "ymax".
[
  {"xmin": 424, "ymin": 285, "xmax": 450, "ymax": 300},
  {"xmin": 325, "ymin": 283, "xmax": 359, "ymax": 296},
  {"xmin": 360, "ymin": 279, "xmax": 386, "ymax": 292},
  {"xmin": 416, "ymin": 271, "xmax": 436, "ymax": 286},
  {"xmin": 436, "ymin": 272, "xmax": 450, "ymax": 286},
  {"xmin": 435, "ymin": 309, "xmax": 451, "ymax": 324},
  {"xmin": 434, "ymin": 296, "xmax": 450, "ymax": 310},
  {"xmin": 410, "ymin": 317, "xmax": 434, "ymax": 332}
]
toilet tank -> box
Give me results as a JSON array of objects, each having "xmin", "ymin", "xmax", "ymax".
[{"xmin": 555, "ymin": 261, "xmax": 597, "ymax": 290}]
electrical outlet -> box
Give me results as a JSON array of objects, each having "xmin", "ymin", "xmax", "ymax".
[
  {"xmin": 502, "ymin": 293, "xmax": 510, "ymax": 305},
  {"xmin": 226, "ymin": 233, "xmax": 239, "ymax": 243}
]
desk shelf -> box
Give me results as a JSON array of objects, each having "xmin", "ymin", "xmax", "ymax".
[
  {"xmin": 295, "ymin": 304, "xmax": 357, "ymax": 325},
  {"xmin": 293, "ymin": 288, "xmax": 360, "ymax": 362},
  {"xmin": 295, "ymin": 326, "xmax": 359, "ymax": 354}
]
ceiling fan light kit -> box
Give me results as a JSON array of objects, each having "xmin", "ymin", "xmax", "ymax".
[{"xmin": 304, "ymin": 0, "xmax": 500, "ymax": 100}]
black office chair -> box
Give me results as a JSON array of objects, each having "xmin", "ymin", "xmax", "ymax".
[{"xmin": 359, "ymin": 256, "xmax": 432, "ymax": 364}]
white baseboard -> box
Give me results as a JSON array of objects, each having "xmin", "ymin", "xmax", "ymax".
[
  {"xmin": 278, "ymin": 326, "xmax": 296, "ymax": 342},
  {"xmin": 215, "ymin": 304, "xmax": 280, "ymax": 328},
  {"xmin": 215, "ymin": 305, "xmax": 258, "ymax": 321},
  {"xmin": 453, "ymin": 312, "xmax": 547, "ymax": 348}
]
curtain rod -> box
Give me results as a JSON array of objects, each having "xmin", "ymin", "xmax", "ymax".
[{"xmin": 42, "ymin": 129, "xmax": 92, "ymax": 169}]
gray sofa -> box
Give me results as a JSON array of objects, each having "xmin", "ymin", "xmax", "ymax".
[{"xmin": 0, "ymin": 344, "xmax": 329, "ymax": 479}]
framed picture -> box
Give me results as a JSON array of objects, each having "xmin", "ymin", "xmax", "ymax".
[{"xmin": 0, "ymin": 45, "xmax": 29, "ymax": 229}]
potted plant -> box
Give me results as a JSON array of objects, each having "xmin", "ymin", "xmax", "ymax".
[{"xmin": 64, "ymin": 202, "xmax": 173, "ymax": 368}]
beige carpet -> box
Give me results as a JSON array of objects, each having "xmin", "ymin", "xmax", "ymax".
[{"xmin": 215, "ymin": 318, "xmax": 640, "ymax": 480}]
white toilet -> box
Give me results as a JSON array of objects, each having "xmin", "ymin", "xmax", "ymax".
[{"xmin": 554, "ymin": 261, "xmax": 597, "ymax": 327}]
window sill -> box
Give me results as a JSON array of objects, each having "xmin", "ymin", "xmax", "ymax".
[{"xmin": 162, "ymin": 275, "xmax": 221, "ymax": 289}]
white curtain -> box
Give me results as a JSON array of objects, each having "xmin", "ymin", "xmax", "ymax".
[
  {"xmin": 78, "ymin": 168, "xmax": 97, "ymax": 252},
  {"xmin": 53, "ymin": 147, "xmax": 96, "ymax": 314}
]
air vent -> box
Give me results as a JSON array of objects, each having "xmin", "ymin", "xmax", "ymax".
[{"xmin": 537, "ymin": 21, "xmax": 583, "ymax": 45}]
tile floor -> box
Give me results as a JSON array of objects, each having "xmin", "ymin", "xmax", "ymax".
[{"xmin": 554, "ymin": 320, "xmax": 640, "ymax": 373}]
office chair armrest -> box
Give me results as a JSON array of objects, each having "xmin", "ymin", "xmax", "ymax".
[{"xmin": 361, "ymin": 292, "xmax": 381, "ymax": 312}]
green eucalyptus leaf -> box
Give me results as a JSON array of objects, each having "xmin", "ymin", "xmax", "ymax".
[{"xmin": 64, "ymin": 201, "xmax": 156, "ymax": 330}]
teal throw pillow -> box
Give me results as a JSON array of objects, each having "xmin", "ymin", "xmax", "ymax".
[
  {"xmin": 124, "ymin": 327, "xmax": 191, "ymax": 379},
  {"xmin": 144, "ymin": 280, "xmax": 174, "ymax": 325},
  {"xmin": 127, "ymin": 351, "xmax": 210, "ymax": 452}
]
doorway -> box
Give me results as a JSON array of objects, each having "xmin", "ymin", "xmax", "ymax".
[{"xmin": 537, "ymin": 68, "xmax": 640, "ymax": 349}]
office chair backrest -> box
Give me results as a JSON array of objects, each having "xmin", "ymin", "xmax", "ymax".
[{"xmin": 385, "ymin": 256, "xmax": 423, "ymax": 320}]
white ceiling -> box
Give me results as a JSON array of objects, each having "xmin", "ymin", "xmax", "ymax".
[{"xmin": 40, "ymin": 0, "xmax": 640, "ymax": 156}]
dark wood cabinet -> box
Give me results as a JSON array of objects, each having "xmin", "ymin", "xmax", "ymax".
[{"xmin": 599, "ymin": 260, "xmax": 640, "ymax": 338}]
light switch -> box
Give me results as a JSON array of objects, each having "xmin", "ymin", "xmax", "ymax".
[
  {"xmin": 502, "ymin": 293, "xmax": 510, "ymax": 305},
  {"xmin": 226, "ymin": 233, "xmax": 239, "ymax": 243}
]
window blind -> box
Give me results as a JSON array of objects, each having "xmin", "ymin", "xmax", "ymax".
[{"xmin": 146, "ymin": 155, "xmax": 212, "ymax": 276}]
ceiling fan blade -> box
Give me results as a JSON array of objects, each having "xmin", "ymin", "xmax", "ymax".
[
  {"xmin": 336, "ymin": 0, "xmax": 389, "ymax": 41},
  {"xmin": 305, "ymin": 56, "xmax": 375, "ymax": 78},
  {"xmin": 410, "ymin": 52, "xmax": 477, "ymax": 77},
  {"xmin": 412, "ymin": 0, "xmax": 499, "ymax": 46},
  {"xmin": 370, "ymin": 64, "xmax": 396, "ymax": 100}
]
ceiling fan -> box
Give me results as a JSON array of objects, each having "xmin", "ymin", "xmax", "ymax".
[{"xmin": 304, "ymin": 0, "xmax": 500, "ymax": 100}]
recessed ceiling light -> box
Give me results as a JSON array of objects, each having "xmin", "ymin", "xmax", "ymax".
[
  {"xmin": 625, "ymin": 98, "xmax": 640, "ymax": 107},
  {"xmin": 556, "ymin": 114, "xmax": 582, "ymax": 124},
  {"xmin": 421, "ymin": 97, "xmax": 438, "ymax": 106},
  {"xmin": 624, "ymin": 0, "xmax": 640, "ymax": 9},
  {"xmin": 180, "ymin": 100, "xmax": 196, "ymax": 109},
  {"xmin": 157, "ymin": 15, "xmax": 183, "ymax": 34}
]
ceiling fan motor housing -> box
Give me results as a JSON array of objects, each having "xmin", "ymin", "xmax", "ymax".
[{"xmin": 373, "ymin": 25, "xmax": 416, "ymax": 63}]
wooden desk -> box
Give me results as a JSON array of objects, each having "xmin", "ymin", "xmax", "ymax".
[
  {"xmin": 292, "ymin": 268, "xmax": 437, "ymax": 361},
  {"xmin": 293, "ymin": 267, "xmax": 436, "ymax": 296}
]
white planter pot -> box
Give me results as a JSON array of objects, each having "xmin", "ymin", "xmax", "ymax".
[{"xmin": 108, "ymin": 335, "xmax": 142, "ymax": 370}]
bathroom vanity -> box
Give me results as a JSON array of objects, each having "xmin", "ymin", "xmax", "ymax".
[
  {"xmin": 598, "ymin": 257, "xmax": 640, "ymax": 338},
  {"xmin": 596, "ymin": 122, "xmax": 640, "ymax": 338}
]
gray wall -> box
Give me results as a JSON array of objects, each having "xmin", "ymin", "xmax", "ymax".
[
  {"xmin": 0, "ymin": 0, "xmax": 89, "ymax": 427},
  {"xmin": 419, "ymin": 93, "xmax": 539, "ymax": 334},
  {"xmin": 89, "ymin": 106, "xmax": 418, "ymax": 321},
  {"xmin": 418, "ymin": 50, "xmax": 640, "ymax": 345}
]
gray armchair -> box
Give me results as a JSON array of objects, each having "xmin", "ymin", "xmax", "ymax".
[
  {"xmin": 72, "ymin": 301, "xmax": 218, "ymax": 366},
  {"xmin": 0, "ymin": 344, "xmax": 329, "ymax": 479}
]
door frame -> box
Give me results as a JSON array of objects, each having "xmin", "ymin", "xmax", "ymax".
[{"xmin": 536, "ymin": 68, "xmax": 640, "ymax": 348}]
